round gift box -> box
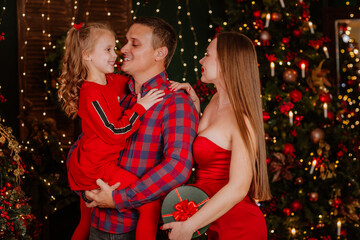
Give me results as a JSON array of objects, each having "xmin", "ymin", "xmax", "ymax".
[{"xmin": 161, "ymin": 186, "xmax": 210, "ymax": 238}]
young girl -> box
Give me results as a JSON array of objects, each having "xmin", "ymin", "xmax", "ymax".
[{"xmin": 58, "ymin": 22, "xmax": 164, "ymax": 240}]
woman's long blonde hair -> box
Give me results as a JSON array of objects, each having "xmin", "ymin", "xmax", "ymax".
[
  {"xmin": 217, "ymin": 32, "xmax": 271, "ymax": 201},
  {"xmin": 58, "ymin": 22, "xmax": 114, "ymax": 119}
]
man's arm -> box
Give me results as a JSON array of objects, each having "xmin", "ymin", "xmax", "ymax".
[{"xmin": 112, "ymin": 93, "xmax": 199, "ymax": 210}]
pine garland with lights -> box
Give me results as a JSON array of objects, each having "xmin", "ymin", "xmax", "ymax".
[
  {"xmin": 0, "ymin": 119, "xmax": 38, "ymax": 239},
  {"xmin": 197, "ymin": 0, "xmax": 360, "ymax": 239}
]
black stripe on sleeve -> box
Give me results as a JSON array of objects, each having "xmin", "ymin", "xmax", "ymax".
[{"xmin": 91, "ymin": 101, "xmax": 139, "ymax": 134}]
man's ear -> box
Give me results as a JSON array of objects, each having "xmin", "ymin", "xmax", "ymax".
[{"xmin": 155, "ymin": 46, "xmax": 168, "ymax": 62}]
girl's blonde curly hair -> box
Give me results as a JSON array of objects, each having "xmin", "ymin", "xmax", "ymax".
[{"xmin": 58, "ymin": 22, "xmax": 114, "ymax": 119}]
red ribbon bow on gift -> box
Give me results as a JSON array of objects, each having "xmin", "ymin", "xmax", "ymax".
[
  {"xmin": 172, "ymin": 199, "xmax": 199, "ymax": 221},
  {"xmin": 74, "ymin": 22, "xmax": 83, "ymax": 30}
]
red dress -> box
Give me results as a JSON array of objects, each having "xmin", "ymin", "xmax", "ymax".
[{"xmin": 192, "ymin": 136, "xmax": 267, "ymax": 240}]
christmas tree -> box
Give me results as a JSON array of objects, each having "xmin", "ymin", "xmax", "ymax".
[
  {"xmin": 192, "ymin": 0, "xmax": 360, "ymax": 239},
  {"xmin": 0, "ymin": 3, "xmax": 39, "ymax": 237},
  {"xmin": 0, "ymin": 111, "xmax": 38, "ymax": 239}
]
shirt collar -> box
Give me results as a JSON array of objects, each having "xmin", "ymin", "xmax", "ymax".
[{"xmin": 128, "ymin": 71, "xmax": 169, "ymax": 95}]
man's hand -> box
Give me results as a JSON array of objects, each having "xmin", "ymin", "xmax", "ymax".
[{"xmin": 85, "ymin": 179, "xmax": 120, "ymax": 208}]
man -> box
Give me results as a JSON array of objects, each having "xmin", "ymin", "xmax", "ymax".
[{"xmin": 84, "ymin": 17, "xmax": 199, "ymax": 239}]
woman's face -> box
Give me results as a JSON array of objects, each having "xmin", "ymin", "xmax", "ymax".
[{"xmin": 199, "ymin": 38, "xmax": 221, "ymax": 84}]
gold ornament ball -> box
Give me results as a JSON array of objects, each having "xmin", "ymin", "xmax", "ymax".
[
  {"xmin": 259, "ymin": 30, "xmax": 271, "ymax": 42},
  {"xmin": 283, "ymin": 69, "xmax": 298, "ymax": 83},
  {"xmin": 271, "ymin": 12, "xmax": 282, "ymax": 22},
  {"xmin": 310, "ymin": 128, "xmax": 325, "ymax": 144},
  {"xmin": 309, "ymin": 192, "xmax": 319, "ymax": 201}
]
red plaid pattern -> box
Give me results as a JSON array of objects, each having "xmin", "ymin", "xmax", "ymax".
[{"xmin": 91, "ymin": 71, "xmax": 199, "ymax": 233}]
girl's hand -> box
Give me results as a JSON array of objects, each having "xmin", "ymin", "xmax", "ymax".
[
  {"xmin": 169, "ymin": 81, "xmax": 200, "ymax": 113},
  {"xmin": 161, "ymin": 221, "xmax": 195, "ymax": 240},
  {"xmin": 137, "ymin": 89, "xmax": 165, "ymax": 110}
]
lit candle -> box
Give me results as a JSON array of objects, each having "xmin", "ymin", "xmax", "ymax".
[
  {"xmin": 265, "ymin": 13, "xmax": 271, "ymax": 28},
  {"xmin": 323, "ymin": 46, "xmax": 330, "ymax": 58},
  {"xmin": 289, "ymin": 111, "xmax": 294, "ymax": 126},
  {"xmin": 291, "ymin": 228, "xmax": 296, "ymax": 236},
  {"xmin": 301, "ymin": 63, "xmax": 306, "ymax": 78},
  {"xmin": 308, "ymin": 21, "xmax": 314, "ymax": 34},
  {"xmin": 323, "ymin": 103, "xmax": 328, "ymax": 118},
  {"xmin": 309, "ymin": 159, "xmax": 317, "ymax": 174},
  {"xmin": 279, "ymin": 0, "xmax": 285, "ymax": 8},
  {"xmin": 337, "ymin": 220, "xmax": 341, "ymax": 236},
  {"xmin": 270, "ymin": 62, "xmax": 275, "ymax": 77}
]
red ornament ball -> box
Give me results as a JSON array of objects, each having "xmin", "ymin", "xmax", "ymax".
[
  {"xmin": 310, "ymin": 128, "xmax": 325, "ymax": 144},
  {"xmin": 327, "ymin": 111, "xmax": 335, "ymax": 121},
  {"xmin": 283, "ymin": 69, "xmax": 298, "ymax": 83},
  {"xmin": 290, "ymin": 200, "xmax": 303, "ymax": 212},
  {"xmin": 341, "ymin": 229, "xmax": 347, "ymax": 237},
  {"xmin": 263, "ymin": 111, "xmax": 270, "ymax": 122},
  {"xmin": 282, "ymin": 37, "xmax": 290, "ymax": 45},
  {"xmin": 289, "ymin": 89, "xmax": 302, "ymax": 103},
  {"xmin": 253, "ymin": 10, "xmax": 261, "ymax": 19},
  {"xmin": 319, "ymin": 92, "xmax": 331, "ymax": 103},
  {"xmin": 271, "ymin": 12, "xmax": 282, "ymax": 22},
  {"xmin": 283, "ymin": 208, "xmax": 291, "ymax": 216},
  {"xmin": 293, "ymin": 29, "xmax": 302, "ymax": 38}
]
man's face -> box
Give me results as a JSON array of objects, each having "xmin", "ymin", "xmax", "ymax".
[{"xmin": 120, "ymin": 24, "xmax": 157, "ymax": 78}]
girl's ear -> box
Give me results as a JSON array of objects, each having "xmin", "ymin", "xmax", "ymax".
[
  {"xmin": 83, "ymin": 50, "xmax": 91, "ymax": 61},
  {"xmin": 155, "ymin": 46, "xmax": 168, "ymax": 62}
]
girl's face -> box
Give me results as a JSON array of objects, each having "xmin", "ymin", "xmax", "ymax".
[
  {"xmin": 85, "ymin": 30, "xmax": 117, "ymax": 77},
  {"xmin": 199, "ymin": 38, "xmax": 221, "ymax": 84}
]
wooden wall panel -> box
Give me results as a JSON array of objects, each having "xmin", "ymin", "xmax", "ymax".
[{"xmin": 17, "ymin": 0, "xmax": 132, "ymax": 145}]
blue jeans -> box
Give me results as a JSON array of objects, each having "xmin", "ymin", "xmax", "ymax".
[{"xmin": 89, "ymin": 226, "xmax": 135, "ymax": 240}]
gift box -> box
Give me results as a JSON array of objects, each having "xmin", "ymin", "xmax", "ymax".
[{"xmin": 161, "ymin": 186, "xmax": 210, "ymax": 238}]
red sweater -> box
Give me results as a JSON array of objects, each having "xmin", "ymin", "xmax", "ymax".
[{"xmin": 67, "ymin": 74, "xmax": 146, "ymax": 190}]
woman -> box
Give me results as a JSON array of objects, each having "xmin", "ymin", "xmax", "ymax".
[{"xmin": 164, "ymin": 32, "xmax": 272, "ymax": 239}]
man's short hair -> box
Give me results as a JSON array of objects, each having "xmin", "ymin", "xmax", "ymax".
[{"xmin": 133, "ymin": 17, "xmax": 177, "ymax": 69}]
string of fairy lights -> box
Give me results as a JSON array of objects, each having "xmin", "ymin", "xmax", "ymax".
[
  {"xmin": 0, "ymin": 0, "xmax": 6, "ymax": 25},
  {"xmin": 132, "ymin": 0, "xmax": 213, "ymax": 82},
  {"xmin": 338, "ymin": 24, "xmax": 360, "ymax": 131},
  {"xmin": 0, "ymin": 0, "xmax": 6, "ymax": 122},
  {"xmin": 10, "ymin": 0, "xmax": 360, "ymax": 232},
  {"xmin": 17, "ymin": 0, "xmax": 117, "ymax": 220}
]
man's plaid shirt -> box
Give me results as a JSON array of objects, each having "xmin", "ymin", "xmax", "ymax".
[{"xmin": 90, "ymin": 71, "xmax": 199, "ymax": 233}]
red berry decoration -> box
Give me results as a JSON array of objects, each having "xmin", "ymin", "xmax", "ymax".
[
  {"xmin": 283, "ymin": 208, "xmax": 291, "ymax": 216},
  {"xmin": 290, "ymin": 199, "xmax": 303, "ymax": 212},
  {"xmin": 309, "ymin": 192, "xmax": 319, "ymax": 202}
]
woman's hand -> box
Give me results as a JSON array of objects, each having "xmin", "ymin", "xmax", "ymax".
[
  {"xmin": 169, "ymin": 81, "xmax": 200, "ymax": 114},
  {"xmin": 161, "ymin": 221, "xmax": 195, "ymax": 240}
]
